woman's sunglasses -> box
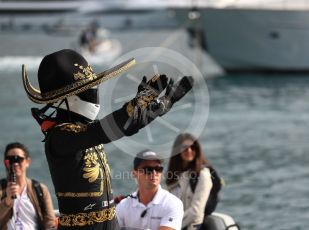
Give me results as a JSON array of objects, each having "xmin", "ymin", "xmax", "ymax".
[
  {"xmin": 138, "ymin": 166, "xmax": 164, "ymax": 175},
  {"xmin": 180, "ymin": 143, "xmax": 196, "ymax": 152},
  {"xmin": 5, "ymin": 155, "xmax": 25, "ymax": 164}
]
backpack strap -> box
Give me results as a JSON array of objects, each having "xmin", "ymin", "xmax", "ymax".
[
  {"xmin": 31, "ymin": 179, "xmax": 46, "ymax": 215},
  {"xmin": 207, "ymin": 166, "xmax": 223, "ymax": 191},
  {"xmin": 0, "ymin": 178, "xmax": 45, "ymax": 211}
]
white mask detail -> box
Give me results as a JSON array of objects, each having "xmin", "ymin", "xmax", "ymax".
[{"xmin": 58, "ymin": 95, "xmax": 100, "ymax": 121}]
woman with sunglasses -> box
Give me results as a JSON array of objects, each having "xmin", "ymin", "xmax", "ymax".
[
  {"xmin": 166, "ymin": 133, "xmax": 213, "ymax": 230},
  {"xmin": 0, "ymin": 142, "xmax": 56, "ymax": 230}
]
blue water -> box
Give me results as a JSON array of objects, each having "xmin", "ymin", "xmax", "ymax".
[{"xmin": 0, "ymin": 22, "xmax": 309, "ymax": 229}]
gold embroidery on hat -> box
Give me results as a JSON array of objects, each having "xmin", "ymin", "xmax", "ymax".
[
  {"xmin": 73, "ymin": 64, "xmax": 97, "ymax": 81},
  {"xmin": 59, "ymin": 207, "xmax": 116, "ymax": 227},
  {"xmin": 27, "ymin": 58, "xmax": 136, "ymax": 104}
]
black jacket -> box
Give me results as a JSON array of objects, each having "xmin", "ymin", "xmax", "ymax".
[{"xmin": 45, "ymin": 107, "xmax": 139, "ymax": 230}]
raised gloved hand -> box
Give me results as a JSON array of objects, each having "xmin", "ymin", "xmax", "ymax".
[
  {"xmin": 104, "ymin": 74, "xmax": 193, "ymax": 139},
  {"xmin": 123, "ymin": 75, "xmax": 193, "ymax": 132},
  {"xmin": 124, "ymin": 74, "xmax": 168, "ymax": 130},
  {"xmin": 158, "ymin": 76, "xmax": 194, "ymax": 116}
]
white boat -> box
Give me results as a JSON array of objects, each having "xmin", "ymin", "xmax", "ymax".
[
  {"xmin": 5, "ymin": 0, "xmax": 307, "ymax": 72},
  {"xmin": 79, "ymin": 38, "xmax": 122, "ymax": 65},
  {"xmin": 54, "ymin": 208, "xmax": 240, "ymax": 230},
  {"xmin": 203, "ymin": 212, "xmax": 240, "ymax": 230},
  {"xmin": 172, "ymin": 0, "xmax": 309, "ymax": 72},
  {"xmin": 113, "ymin": 194, "xmax": 240, "ymax": 230},
  {"xmin": 76, "ymin": 28, "xmax": 122, "ymax": 66},
  {"xmin": 0, "ymin": 0, "xmax": 81, "ymax": 14},
  {"xmin": 118, "ymin": 212, "xmax": 241, "ymax": 230}
]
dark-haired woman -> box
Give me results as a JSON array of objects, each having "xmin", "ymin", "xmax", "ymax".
[{"xmin": 166, "ymin": 133, "xmax": 212, "ymax": 230}]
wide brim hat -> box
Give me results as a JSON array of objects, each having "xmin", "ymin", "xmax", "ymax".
[{"xmin": 22, "ymin": 49, "xmax": 136, "ymax": 104}]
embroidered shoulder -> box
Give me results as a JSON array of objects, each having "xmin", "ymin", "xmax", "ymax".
[{"xmin": 58, "ymin": 123, "xmax": 87, "ymax": 133}]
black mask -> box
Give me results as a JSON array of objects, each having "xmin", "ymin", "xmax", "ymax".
[{"xmin": 77, "ymin": 88, "xmax": 99, "ymax": 104}]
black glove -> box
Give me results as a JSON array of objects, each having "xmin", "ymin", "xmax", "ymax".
[
  {"xmin": 137, "ymin": 74, "xmax": 168, "ymax": 95},
  {"xmin": 158, "ymin": 76, "xmax": 194, "ymax": 115},
  {"xmin": 106, "ymin": 75, "xmax": 193, "ymax": 139},
  {"xmin": 124, "ymin": 74, "xmax": 168, "ymax": 130}
]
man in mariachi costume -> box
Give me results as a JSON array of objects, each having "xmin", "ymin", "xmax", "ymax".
[{"xmin": 22, "ymin": 49, "xmax": 193, "ymax": 229}]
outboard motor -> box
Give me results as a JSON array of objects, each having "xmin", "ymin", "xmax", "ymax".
[{"xmin": 202, "ymin": 212, "xmax": 240, "ymax": 230}]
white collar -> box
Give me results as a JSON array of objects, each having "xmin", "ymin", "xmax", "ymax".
[{"xmin": 132, "ymin": 185, "xmax": 162, "ymax": 207}]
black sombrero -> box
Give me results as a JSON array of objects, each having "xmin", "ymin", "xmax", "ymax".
[{"xmin": 22, "ymin": 49, "xmax": 136, "ymax": 104}]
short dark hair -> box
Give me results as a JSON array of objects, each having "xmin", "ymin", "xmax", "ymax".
[{"xmin": 4, "ymin": 142, "xmax": 30, "ymax": 159}]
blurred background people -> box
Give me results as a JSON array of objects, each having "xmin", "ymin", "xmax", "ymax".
[
  {"xmin": 79, "ymin": 20, "xmax": 99, "ymax": 53},
  {"xmin": 166, "ymin": 133, "xmax": 212, "ymax": 230},
  {"xmin": 0, "ymin": 142, "xmax": 56, "ymax": 230},
  {"xmin": 116, "ymin": 150, "xmax": 184, "ymax": 230}
]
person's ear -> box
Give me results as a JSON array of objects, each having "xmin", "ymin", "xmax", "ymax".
[
  {"xmin": 25, "ymin": 157, "xmax": 31, "ymax": 168},
  {"xmin": 132, "ymin": 170, "xmax": 137, "ymax": 178}
]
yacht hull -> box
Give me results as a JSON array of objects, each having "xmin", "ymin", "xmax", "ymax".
[{"xmin": 176, "ymin": 8, "xmax": 309, "ymax": 72}]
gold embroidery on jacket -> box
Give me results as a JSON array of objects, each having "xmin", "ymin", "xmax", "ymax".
[
  {"xmin": 57, "ymin": 190, "xmax": 103, "ymax": 197},
  {"xmin": 97, "ymin": 145, "xmax": 111, "ymax": 193},
  {"xmin": 83, "ymin": 150, "xmax": 101, "ymax": 183},
  {"xmin": 60, "ymin": 124, "xmax": 87, "ymax": 133},
  {"xmin": 57, "ymin": 145, "xmax": 110, "ymax": 197},
  {"xmin": 59, "ymin": 207, "xmax": 116, "ymax": 227}
]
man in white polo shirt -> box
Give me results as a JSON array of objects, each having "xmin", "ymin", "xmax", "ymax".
[{"xmin": 116, "ymin": 150, "xmax": 184, "ymax": 230}]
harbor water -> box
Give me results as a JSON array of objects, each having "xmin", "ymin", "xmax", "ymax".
[{"xmin": 0, "ymin": 22, "xmax": 308, "ymax": 230}]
